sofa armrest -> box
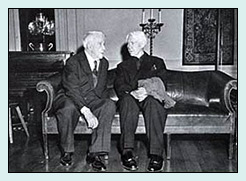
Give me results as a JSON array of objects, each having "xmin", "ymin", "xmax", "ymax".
[
  {"xmin": 224, "ymin": 80, "xmax": 237, "ymax": 114},
  {"xmin": 36, "ymin": 80, "xmax": 55, "ymax": 118},
  {"xmin": 36, "ymin": 72, "xmax": 62, "ymax": 114},
  {"xmin": 207, "ymin": 71, "xmax": 236, "ymax": 113}
]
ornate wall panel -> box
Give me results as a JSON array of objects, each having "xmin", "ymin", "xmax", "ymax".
[
  {"xmin": 220, "ymin": 9, "xmax": 235, "ymax": 65},
  {"xmin": 183, "ymin": 9, "xmax": 234, "ymax": 65}
]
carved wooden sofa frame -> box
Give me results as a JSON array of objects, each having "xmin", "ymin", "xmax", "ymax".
[{"xmin": 36, "ymin": 70, "xmax": 237, "ymax": 161}]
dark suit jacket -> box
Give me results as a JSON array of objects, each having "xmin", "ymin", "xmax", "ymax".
[
  {"xmin": 114, "ymin": 52, "xmax": 166, "ymax": 99},
  {"xmin": 59, "ymin": 51, "xmax": 109, "ymax": 109}
]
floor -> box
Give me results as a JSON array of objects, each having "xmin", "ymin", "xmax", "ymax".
[{"xmin": 8, "ymin": 123, "xmax": 238, "ymax": 173}]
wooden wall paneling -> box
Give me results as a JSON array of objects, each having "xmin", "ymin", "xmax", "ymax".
[
  {"xmin": 9, "ymin": 9, "xmax": 15, "ymax": 50},
  {"xmin": 66, "ymin": 9, "xmax": 78, "ymax": 52},
  {"xmin": 55, "ymin": 9, "xmax": 82, "ymax": 53},
  {"xmin": 75, "ymin": 9, "xmax": 85, "ymax": 51},
  {"xmin": 13, "ymin": 9, "xmax": 21, "ymax": 51},
  {"xmin": 9, "ymin": 9, "xmax": 21, "ymax": 51},
  {"xmin": 55, "ymin": 9, "xmax": 69, "ymax": 51}
]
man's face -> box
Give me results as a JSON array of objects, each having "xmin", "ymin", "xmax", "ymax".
[
  {"xmin": 127, "ymin": 36, "xmax": 143, "ymax": 57},
  {"xmin": 89, "ymin": 38, "xmax": 106, "ymax": 59}
]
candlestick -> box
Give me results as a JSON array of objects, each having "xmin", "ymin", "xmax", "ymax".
[
  {"xmin": 158, "ymin": 9, "xmax": 161, "ymax": 23},
  {"xmin": 142, "ymin": 9, "xmax": 145, "ymax": 24},
  {"xmin": 150, "ymin": 9, "xmax": 153, "ymax": 19},
  {"xmin": 139, "ymin": 10, "xmax": 164, "ymax": 55}
]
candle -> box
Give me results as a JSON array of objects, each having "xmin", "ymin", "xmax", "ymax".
[
  {"xmin": 142, "ymin": 9, "xmax": 145, "ymax": 24},
  {"xmin": 150, "ymin": 9, "xmax": 153, "ymax": 19},
  {"xmin": 158, "ymin": 9, "xmax": 161, "ymax": 23}
]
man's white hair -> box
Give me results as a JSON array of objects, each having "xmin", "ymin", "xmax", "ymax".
[
  {"xmin": 126, "ymin": 31, "xmax": 147, "ymax": 48},
  {"xmin": 82, "ymin": 31, "xmax": 106, "ymax": 49}
]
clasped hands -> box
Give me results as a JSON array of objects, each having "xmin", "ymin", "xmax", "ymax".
[
  {"xmin": 80, "ymin": 87, "xmax": 147, "ymax": 129},
  {"xmin": 130, "ymin": 87, "xmax": 148, "ymax": 102},
  {"xmin": 80, "ymin": 106, "xmax": 98, "ymax": 129}
]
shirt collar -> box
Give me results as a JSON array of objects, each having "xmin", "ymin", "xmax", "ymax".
[
  {"xmin": 134, "ymin": 51, "xmax": 144, "ymax": 59},
  {"xmin": 85, "ymin": 50, "xmax": 96, "ymax": 62},
  {"xmin": 140, "ymin": 51, "xmax": 147, "ymax": 59},
  {"xmin": 132, "ymin": 51, "xmax": 148, "ymax": 61},
  {"xmin": 84, "ymin": 50, "xmax": 99, "ymax": 71}
]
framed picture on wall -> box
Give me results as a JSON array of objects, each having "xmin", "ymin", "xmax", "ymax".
[{"xmin": 182, "ymin": 9, "xmax": 235, "ymax": 65}]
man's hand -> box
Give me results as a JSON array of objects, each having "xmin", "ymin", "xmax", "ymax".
[
  {"xmin": 130, "ymin": 87, "xmax": 148, "ymax": 102},
  {"xmin": 80, "ymin": 106, "xmax": 99, "ymax": 129}
]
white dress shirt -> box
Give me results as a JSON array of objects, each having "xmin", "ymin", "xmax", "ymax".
[{"xmin": 84, "ymin": 50, "xmax": 100, "ymax": 72}]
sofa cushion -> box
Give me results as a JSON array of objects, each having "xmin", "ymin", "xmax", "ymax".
[{"xmin": 159, "ymin": 70, "xmax": 210, "ymax": 107}]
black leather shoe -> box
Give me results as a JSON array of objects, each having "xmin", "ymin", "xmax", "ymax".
[
  {"xmin": 60, "ymin": 152, "xmax": 72, "ymax": 166},
  {"xmin": 147, "ymin": 155, "xmax": 164, "ymax": 172},
  {"xmin": 121, "ymin": 151, "xmax": 138, "ymax": 171},
  {"xmin": 98, "ymin": 152, "xmax": 109, "ymax": 160},
  {"xmin": 86, "ymin": 153, "xmax": 106, "ymax": 172}
]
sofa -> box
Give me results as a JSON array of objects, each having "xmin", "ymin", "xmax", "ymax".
[{"xmin": 36, "ymin": 68, "xmax": 237, "ymax": 160}]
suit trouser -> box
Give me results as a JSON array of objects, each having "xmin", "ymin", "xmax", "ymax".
[
  {"xmin": 118, "ymin": 94, "xmax": 167, "ymax": 156},
  {"xmin": 54, "ymin": 94, "xmax": 116, "ymax": 153}
]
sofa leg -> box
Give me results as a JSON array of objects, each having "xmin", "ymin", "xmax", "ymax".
[
  {"xmin": 229, "ymin": 113, "xmax": 236, "ymax": 160},
  {"xmin": 166, "ymin": 134, "xmax": 171, "ymax": 160},
  {"xmin": 229, "ymin": 133, "xmax": 234, "ymax": 160},
  {"xmin": 43, "ymin": 133, "xmax": 49, "ymax": 160}
]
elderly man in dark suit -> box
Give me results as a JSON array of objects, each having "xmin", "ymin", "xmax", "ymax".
[
  {"xmin": 114, "ymin": 31, "xmax": 167, "ymax": 172},
  {"xmin": 53, "ymin": 31, "xmax": 116, "ymax": 171}
]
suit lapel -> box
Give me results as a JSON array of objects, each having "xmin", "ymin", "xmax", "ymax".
[
  {"xmin": 79, "ymin": 52, "xmax": 94, "ymax": 88},
  {"xmin": 124, "ymin": 58, "xmax": 138, "ymax": 81},
  {"xmin": 96, "ymin": 59, "xmax": 103, "ymax": 85},
  {"xmin": 130, "ymin": 53, "xmax": 150, "ymax": 82},
  {"xmin": 135, "ymin": 53, "xmax": 151, "ymax": 78},
  {"xmin": 129, "ymin": 57, "xmax": 144, "ymax": 84}
]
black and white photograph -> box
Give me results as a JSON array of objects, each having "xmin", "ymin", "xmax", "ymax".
[{"xmin": 8, "ymin": 8, "xmax": 238, "ymax": 173}]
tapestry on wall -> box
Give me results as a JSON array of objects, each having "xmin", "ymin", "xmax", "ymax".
[{"xmin": 183, "ymin": 9, "xmax": 234, "ymax": 65}]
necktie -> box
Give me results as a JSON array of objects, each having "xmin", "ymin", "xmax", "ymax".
[
  {"xmin": 92, "ymin": 60, "xmax": 98, "ymax": 87},
  {"xmin": 136, "ymin": 59, "xmax": 141, "ymax": 70},
  {"xmin": 93, "ymin": 60, "xmax": 98, "ymax": 76}
]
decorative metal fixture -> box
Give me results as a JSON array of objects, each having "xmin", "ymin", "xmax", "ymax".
[
  {"xmin": 28, "ymin": 12, "xmax": 55, "ymax": 36},
  {"xmin": 28, "ymin": 12, "xmax": 55, "ymax": 51},
  {"xmin": 139, "ymin": 9, "xmax": 164, "ymax": 55}
]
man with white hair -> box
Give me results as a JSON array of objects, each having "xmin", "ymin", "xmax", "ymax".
[
  {"xmin": 53, "ymin": 31, "xmax": 116, "ymax": 171},
  {"xmin": 114, "ymin": 31, "xmax": 167, "ymax": 172}
]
